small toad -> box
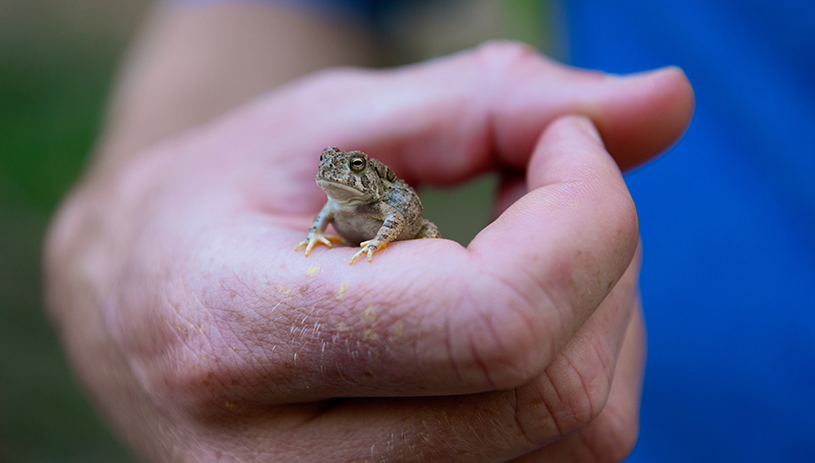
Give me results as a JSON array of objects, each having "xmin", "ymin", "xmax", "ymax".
[{"xmin": 295, "ymin": 147, "xmax": 440, "ymax": 265}]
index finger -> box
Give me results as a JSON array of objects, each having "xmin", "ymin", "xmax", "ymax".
[{"xmin": 247, "ymin": 41, "xmax": 693, "ymax": 186}]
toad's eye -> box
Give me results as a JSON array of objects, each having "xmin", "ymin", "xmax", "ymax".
[{"xmin": 349, "ymin": 156, "xmax": 366, "ymax": 172}]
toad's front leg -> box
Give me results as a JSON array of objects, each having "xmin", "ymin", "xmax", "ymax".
[
  {"xmin": 295, "ymin": 202, "xmax": 342, "ymax": 256},
  {"xmin": 349, "ymin": 203, "xmax": 405, "ymax": 265}
]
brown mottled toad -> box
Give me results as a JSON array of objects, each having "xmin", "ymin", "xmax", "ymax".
[{"xmin": 295, "ymin": 147, "xmax": 440, "ymax": 265}]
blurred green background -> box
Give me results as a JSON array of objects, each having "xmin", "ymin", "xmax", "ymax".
[
  {"xmin": 0, "ymin": 0, "xmax": 548, "ymax": 461},
  {"xmin": 1, "ymin": 1, "xmax": 151, "ymax": 460}
]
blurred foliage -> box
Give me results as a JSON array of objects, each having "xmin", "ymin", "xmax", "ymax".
[
  {"xmin": 0, "ymin": 47, "xmax": 108, "ymax": 209},
  {"xmin": 0, "ymin": 1, "xmax": 148, "ymax": 461}
]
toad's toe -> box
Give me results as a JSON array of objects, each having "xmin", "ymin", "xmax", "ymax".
[
  {"xmin": 349, "ymin": 241, "xmax": 389, "ymax": 265},
  {"xmin": 296, "ymin": 233, "xmax": 342, "ymax": 256}
]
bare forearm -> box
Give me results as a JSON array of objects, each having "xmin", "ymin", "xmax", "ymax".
[{"xmin": 94, "ymin": 2, "xmax": 377, "ymax": 173}]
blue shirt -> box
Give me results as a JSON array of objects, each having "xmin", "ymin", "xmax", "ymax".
[{"xmin": 564, "ymin": 1, "xmax": 815, "ymax": 461}]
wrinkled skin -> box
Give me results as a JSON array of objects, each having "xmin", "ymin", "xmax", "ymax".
[{"xmin": 45, "ymin": 43, "xmax": 693, "ymax": 462}]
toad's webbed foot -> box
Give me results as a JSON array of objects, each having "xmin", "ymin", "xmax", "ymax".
[
  {"xmin": 349, "ymin": 239, "xmax": 389, "ymax": 265},
  {"xmin": 416, "ymin": 219, "xmax": 441, "ymax": 239},
  {"xmin": 295, "ymin": 232, "xmax": 342, "ymax": 256}
]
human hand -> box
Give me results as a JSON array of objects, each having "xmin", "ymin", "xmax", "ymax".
[{"xmin": 46, "ymin": 42, "xmax": 693, "ymax": 462}]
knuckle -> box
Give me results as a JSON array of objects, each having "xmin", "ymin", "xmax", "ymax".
[
  {"xmin": 141, "ymin": 319, "xmax": 238, "ymax": 414},
  {"xmin": 111, "ymin": 276, "xmax": 291, "ymax": 418},
  {"xmin": 514, "ymin": 349, "xmax": 614, "ymax": 444},
  {"xmin": 578, "ymin": 403, "xmax": 640, "ymax": 463},
  {"xmin": 552, "ymin": 370, "xmax": 608, "ymax": 433},
  {"xmin": 449, "ymin": 287, "xmax": 552, "ymax": 390},
  {"xmin": 469, "ymin": 40, "xmax": 547, "ymax": 91}
]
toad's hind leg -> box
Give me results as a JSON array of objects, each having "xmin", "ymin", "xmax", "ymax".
[{"xmin": 416, "ymin": 219, "xmax": 441, "ymax": 239}]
